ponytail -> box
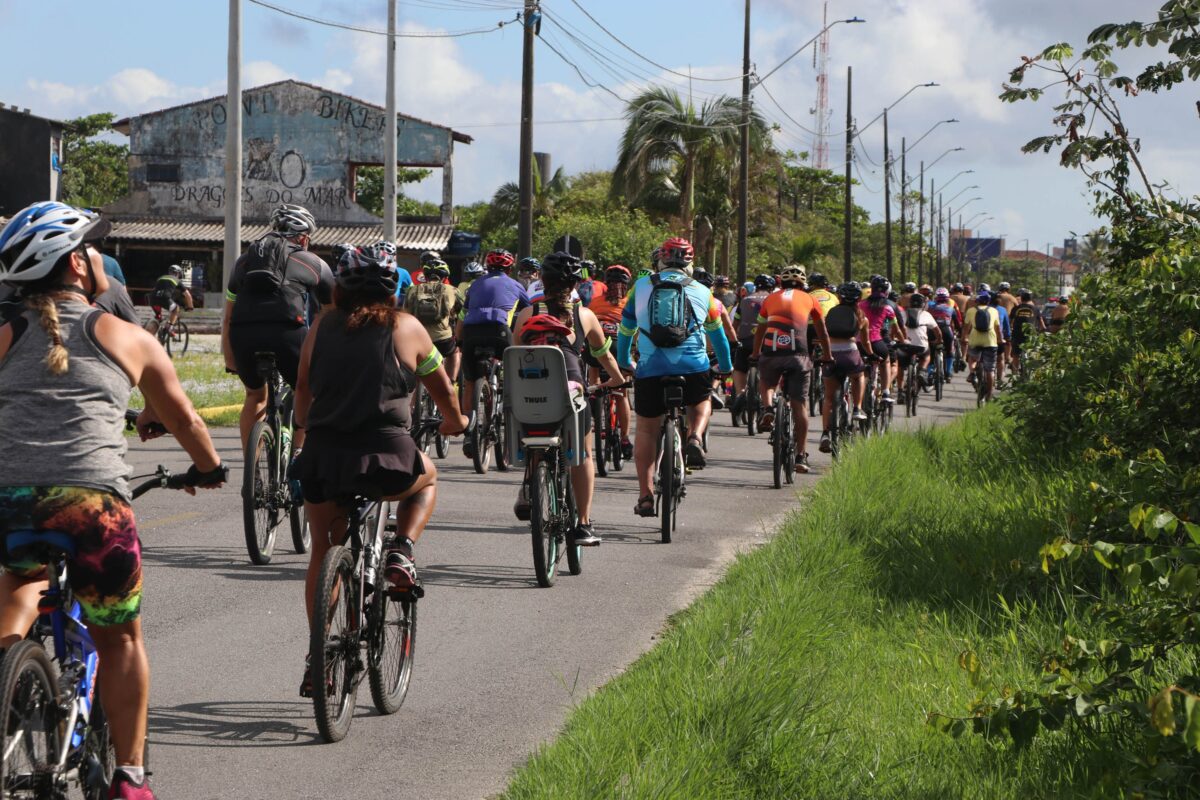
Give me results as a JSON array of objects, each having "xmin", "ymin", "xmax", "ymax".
[{"xmin": 25, "ymin": 294, "xmax": 69, "ymax": 375}]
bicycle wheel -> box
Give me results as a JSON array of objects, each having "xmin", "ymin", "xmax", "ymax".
[
  {"xmin": 609, "ymin": 399, "xmax": 624, "ymax": 472},
  {"xmin": 530, "ymin": 459, "xmax": 560, "ymax": 587},
  {"xmin": 772, "ymin": 396, "xmax": 785, "ymax": 489},
  {"xmin": 366, "ymin": 581, "xmax": 418, "ymax": 715},
  {"xmin": 659, "ymin": 423, "xmax": 675, "ymax": 544},
  {"xmin": 290, "ymin": 503, "xmax": 311, "ymax": 555},
  {"xmin": 564, "ymin": 468, "xmax": 582, "ymax": 576},
  {"xmin": 976, "ymin": 363, "xmax": 987, "ymax": 407},
  {"xmin": 310, "ymin": 545, "xmax": 359, "ymax": 743},
  {"xmin": 493, "ymin": 397, "xmax": 509, "ymax": 472},
  {"xmin": 471, "ymin": 380, "xmax": 492, "ymax": 474},
  {"xmin": 243, "ymin": 420, "xmax": 280, "ymax": 565},
  {"xmin": 0, "ymin": 640, "xmax": 63, "ymax": 796},
  {"xmin": 935, "ymin": 353, "xmax": 945, "ymax": 402},
  {"xmin": 592, "ymin": 397, "xmax": 608, "ymax": 478},
  {"xmin": 81, "ymin": 687, "xmax": 116, "ymax": 800},
  {"xmin": 434, "ymin": 430, "xmax": 449, "ymax": 459},
  {"xmin": 172, "ymin": 320, "xmax": 189, "ymax": 357},
  {"xmin": 783, "ymin": 401, "xmax": 796, "ymax": 485},
  {"xmin": 910, "ymin": 366, "xmax": 921, "ymax": 416},
  {"xmin": 808, "ymin": 370, "xmax": 821, "ymax": 417},
  {"xmin": 412, "ymin": 384, "xmax": 429, "ymax": 454}
]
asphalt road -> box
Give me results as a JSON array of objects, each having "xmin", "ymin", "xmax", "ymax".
[{"xmin": 127, "ymin": 376, "xmax": 977, "ymax": 799}]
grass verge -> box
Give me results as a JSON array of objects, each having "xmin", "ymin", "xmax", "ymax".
[
  {"xmin": 131, "ymin": 346, "xmax": 243, "ymax": 428},
  {"xmin": 503, "ymin": 407, "xmax": 1127, "ymax": 799}
]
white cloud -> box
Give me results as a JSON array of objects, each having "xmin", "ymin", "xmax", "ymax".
[{"xmin": 243, "ymin": 61, "xmax": 295, "ymax": 87}]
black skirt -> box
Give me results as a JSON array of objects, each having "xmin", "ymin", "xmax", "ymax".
[{"xmin": 294, "ymin": 427, "xmax": 424, "ymax": 504}]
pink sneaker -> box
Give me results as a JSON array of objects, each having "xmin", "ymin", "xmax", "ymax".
[{"xmin": 109, "ymin": 770, "xmax": 155, "ymax": 800}]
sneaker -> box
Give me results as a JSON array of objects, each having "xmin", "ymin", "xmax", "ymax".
[
  {"xmin": 758, "ymin": 410, "xmax": 775, "ymax": 432},
  {"xmin": 621, "ymin": 439, "xmax": 633, "ymax": 460},
  {"xmin": 573, "ymin": 523, "xmax": 601, "ymax": 546},
  {"xmin": 685, "ymin": 437, "xmax": 707, "ymax": 469},
  {"xmin": 109, "ymin": 770, "xmax": 155, "ymax": 800},
  {"xmin": 795, "ymin": 452, "xmax": 811, "ymax": 474},
  {"xmin": 852, "ymin": 407, "xmax": 868, "ymax": 421},
  {"xmin": 881, "ymin": 391, "xmax": 895, "ymax": 404},
  {"xmin": 818, "ymin": 432, "xmax": 832, "ymax": 453},
  {"xmin": 514, "ymin": 485, "xmax": 531, "ymax": 521},
  {"xmin": 462, "ymin": 437, "xmax": 476, "ymax": 459},
  {"xmin": 384, "ymin": 550, "xmax": 418, "ymax": 593},
  {"xmin": 967, "ymin": 371, "xmax": 977, "ymax": 386},
  {"xmin": 710, "ymin": 391, "xmax": 725, "ymax": 410}
]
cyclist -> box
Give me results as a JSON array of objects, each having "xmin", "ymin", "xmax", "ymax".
[
  {"xmin": 898, "ymin": 281, "xmax": 917, "ymax": 309},
  {"xmin": 859, "ymin": 275, "xmax": 905, "ymax": 405},
  {"xmin": 714, "ymin": 275, "xmax": 738, "ymax": 309},
  {"xmin": 293, "ymin": 246, "xmax": 468, "ymax": 693},
  {"xmin": 929, "ymin": 287, "xmax": 961, "ymax": 378},
  {"xmin": 1009, "ymin": 287, "xmax": 1045, "ymax": 374},
  {"xmin": 514, "ymin": 252, "xmax": 625, "ymax": 545},
  {"xmin": 617, "ymin": 237, "xmax": 732, "ymax": 515},
  {"xmin": 223, "ymin": 203, "xmax": 334, "ymax": 450},
  {"xmin": 692, "ymin": 268, "xmax": 737, "ymax": 410},
  {"xmin": 732, "ymin": 274, "xmax": 774, "ymax": 417},
  {"xmin": 898, "ymin": 292, "xmax": 942, "ymax": 387},
  {"xmin": 949, "ymin": 282, "xmax": 970, "ymax": 318},
  {"xmin": 751, "ymin": 264, "xmax": 831, "ymax": 473},
  {"xmin": 818, "ymin": 281, "xmax": 870, "ymax": 453},
  {"xmin": 807, "ymin": 273, "xmax": 838, "ymax": 316},
  {"xmin": 456, "ymin": 249, "xmax": 529, "ymax": 433},
  {"xmin": 148, "ymin": 264, "xmax": 193, "ymax": 329},
  {"xmin": 587, "ymin": 264, "xmax": 634, "ymax": 459},
  {"xmin": 1048, "ymin": 294, "xmax": 1070, "ymax": 333},
  {"xmin": 919, "ymin": 283, "xmax": 934, "ymax": 299},
  {"xmin": 995, "ymin": 281, "xmax": 1018, "ymax": 314},
  {"xmin": 0, "ymin": 201, "xmax": 227, "ymax": 800},
  {"xmin": 963, "ymin": 290, "xmax": 1002, "ymax": 400},
  {"xmin": 517, "ymin": 256, "xmax": 541, "ymax": 291},
  {"xmin": 377, "ymin": 241, "xmax": 414, "ymax": 302},
  {"xmin": 404, "ymin": 255, "xmax": 462, "ymax": 382},
  {"xmin": 457, "ymin": 259, "xmax": 485, "ymax": 310},
  {"xmin": 988, "ymin": 290, "xmax": 1013, "ymax": 385},
  {"xmin": 576, "ymin": 259, "xmax": 605, "ymax": 306}
]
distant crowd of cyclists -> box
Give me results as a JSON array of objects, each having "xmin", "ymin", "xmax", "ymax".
[{"xmin": 0, "ymin": 198, "xmax": 1071, "ymax": 798}]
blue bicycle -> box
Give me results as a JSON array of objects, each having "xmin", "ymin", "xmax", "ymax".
[{"xmin": 0, "ymin": 414, "xmax": 215, "ymax": 797}]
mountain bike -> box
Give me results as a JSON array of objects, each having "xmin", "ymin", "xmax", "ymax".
[
  {"xmin": 241, "ymin": 352, "xmax": 309, "ymax": 565},
  {"xmin": 769, "ymin": 369, "xmax": 798, "ymax": 489},
  {"xmin": 807, "ymin": 345, "xmax": 824, "ymax": 417},
  {"xmin": 308, "ymin": 497, "xmax": 421, "ymax": 743},
  {"xmin": 411, "ymin": 383, "xmax": 449, "ymax": 460},
  {"xmin": 589, "ymin": 382, "xmax": 625, "ymax": 477},
  {"xmin": 152, "ymin": 309, "xmax": 188, "ymax": 358},
  {"xmin": 899, "ymin": 346, "xmax": 922, "ymax": 418},
  {"xmin": 743, "ymin": 364, "xmax": 762, "ymax": 436},
  {"xmin": 932, "ymin": 347, "xmax": 946, "ymax": 402},
  {"xmin": 828, "ymin": 374, "xmax": 856, "ymax": 459},
  {"xmin": 654, "ymin": 377, "xmax": 688, "ymax": 544},
  {"xmin": 0, "ymin": 443, "xmax": 221, "ymax": 798},
  {"xmin": 468, "ymin": 353, "xmax": 508, "ymax": 475},
  {"xmin": 521, "ymin": 418, "xmax": 582, "ymax": 588}
]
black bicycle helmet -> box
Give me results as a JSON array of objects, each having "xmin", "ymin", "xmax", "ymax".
[
  {"xmin": 337, "ymin": 245, "xmax": 398, "ymax": 294},
  {"xmin": 1019, "ymin": 288, "xmax": 1033, "ymax": 301},
  {"xmin": 835, "ymin": 282, "xmax": 861, "ymax": 305},
  {"xmin": 808, "ymin": 273, "xmax": 827, "ymax": 288},
  {"xmin": 754, "ymin": 274, "xmax": 776, "ymax": 291},
  {"xmin": 692, "ymin": 268, "xmax": 714, "ymax": 288},
  {"xmin": 869, "ymin": 274, "xmax": 889, "ymax": 293},
  {"xmin": 330, "ymin": 242, "xmax": 357, "ymax": 263},
  {"xmin": 952, "ymin": 282, "xmax": 965, "ymax": 293},
  {"xmin": 540, "ymin": 251, "xmax": 583, "ymax": 283},
  {"xmin": 518, "ymin": 256, "xmax": 541, "ymax": 274},
  {"xmin": 902, "ymin": 281, "xmax": 917, "ymax": 293}
]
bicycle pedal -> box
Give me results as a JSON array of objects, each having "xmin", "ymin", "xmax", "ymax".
[{"xmin": 388, "ymin": 582, "xmax": 424, "ymax": 600}]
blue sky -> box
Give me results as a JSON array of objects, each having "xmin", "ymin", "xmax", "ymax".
[{"xmin": 1, "ymin": 0, "xmax": 1193, "ymax": 257}]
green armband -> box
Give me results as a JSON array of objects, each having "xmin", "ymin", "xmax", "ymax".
[
  {"xmin": 589, "ymin": 337, "xmax": 612, "ymax": 358},
  {"xmin": 415, "ymin": 348, "xmax": 444, "ymax": 377}
]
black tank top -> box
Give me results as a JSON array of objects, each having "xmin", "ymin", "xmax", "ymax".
[
  {"xmin": 306, "ymin": 309, "xmax": 416, "ymax": 434},
  {"xmin": 531, "ymin": 301, "xmax": 585, "ymax": 383}
]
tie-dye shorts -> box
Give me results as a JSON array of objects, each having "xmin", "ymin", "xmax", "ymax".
[{"xmin": 0, "ymin": 486, "xmax": 142, "ymax": 627}]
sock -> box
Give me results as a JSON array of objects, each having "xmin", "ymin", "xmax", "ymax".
[
  {"xmin": 392, "ymin": 537, "xmax": 415, "ymax": 560},
  {"xmin": 116, "ymin": 766, "xmax": 145, "ymax": 784}
]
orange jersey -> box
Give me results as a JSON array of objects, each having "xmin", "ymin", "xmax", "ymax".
[
  {"xmin": 588, "ymin": 292, "xmax": 628, "ymax": 336},
  {"xmin": 756, "ymin": 287, "xmax": 821, "ymax": 352}
]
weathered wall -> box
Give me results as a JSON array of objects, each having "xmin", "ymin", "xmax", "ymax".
[
  {"xmin": 0, "ymin": 110, "xmax": 54, "ymax": 217},
  {"xmin": 111, "ymin": 81, "xmax": 454, "ymax": 223}
]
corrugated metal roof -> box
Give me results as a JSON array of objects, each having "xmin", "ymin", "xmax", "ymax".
[{"xmin": 106, "ymin": 217, "xmax": 453, "ymax": 251}]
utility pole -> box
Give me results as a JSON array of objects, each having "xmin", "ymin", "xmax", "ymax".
[
  {"xmin": 223, "ymin": 0, "xmax": 241, "ymax": 296},
  {"xmin": 517, "ymin": 0, "xmax": 538, "ymax": 259},
  {"xmin": 842, "ymin": 66, "xmax": 853, "ymax": 281},
  {"xmin": 883, "ymin": 108, "xmax": 892, "ymax": 283},
  {"xmin": 936, "ymin": 193, "xmax": 944, "ymax": 287},
  {"xmin": 384, "ymin": 0, "xmax": 397, "ymax": 242},
  {"xmin": 899, "ymin": 137, "xmax": 906, "ymax": 283},
  {"xmin": 737, "ymin": 0, "xmax": 750, "ymax": 284},
  {"xmin": 917, "ymin": 164, "xmax": 924, "ymax": 285}
]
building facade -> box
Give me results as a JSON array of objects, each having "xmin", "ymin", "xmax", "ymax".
[{"xmin": 0, "ymin": 105, "xmax": 65, "ymax": 218}]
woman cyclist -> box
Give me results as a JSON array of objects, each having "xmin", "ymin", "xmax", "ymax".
[
  {"xmin": 513, "ymin": 252, "xmax": 624, "ymax": 546},
  {"xmin": 0, "ymin": 202, "xmax": 227, "ymax": 800},
  {"xmin": 292, "ymin": 246, "xmax": 468, "ymax": 692},
  {"xmin": 587, "ymin": 264, "xmax": 634, "ymax": 459},
  {"xmin": 818, "ymin": 281, "xmax": 871, "ymax": 452},
  {"xmin": 858, "ymin": 275, "xmax": 906, "ymax": 404}
]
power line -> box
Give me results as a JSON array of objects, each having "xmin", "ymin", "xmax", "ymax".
[
  {"xmin": 246, "ymin": 0, "xmax": 520, "ymax": 37},
  {"xmin": 448, "ymin": 116, "xmax": 624, "ymax": 127}
]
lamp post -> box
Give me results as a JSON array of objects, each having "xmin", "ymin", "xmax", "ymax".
[
  {"xmin": 938, "ymin": 169, "xmax": 975, "ymax": 195},
  {"xmin": 947, "ymin": 198, "xmax": 980, "ymax": 280},
  {"xmin": 924, "ymin": 146, "xmax": 964, "ymax": 173},
  {"xmin": 941, "ymin": 184, "xmax": 978, "ymax": 209}
]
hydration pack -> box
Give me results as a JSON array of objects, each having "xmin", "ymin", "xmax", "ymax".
[
  {"xmin": 241, "ymin": 233, "xmax": 299, "ymax": 294},
  {"xmin": 973, "ymin": 306, "xmax": 992, "ymax": 333},
  {"xmin": 412, "ymin": 282, "xmax": 445, "ymax": 325},
  {"xmin": 641, "ymin": 274, "xmax": 697, "ymax": 348},
  {"xmin": 905, "ymin": 308, "xmax": 922, "ymax": 329}
]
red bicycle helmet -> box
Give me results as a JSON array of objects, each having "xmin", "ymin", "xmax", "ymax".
[
  {"xmin": 520, "ymin": 313, "xmax": 573, "ymax": 346},
  {"xmin": 605, "ymin": 264, "xmax": 631, "ymax": 283},
  {"xmin": 658, "ymin": 237, "xmax": 694, "ymax": 269},
  {"xmin": 484, "ymin": 249, "xmax": 515, "ymax": 272}
]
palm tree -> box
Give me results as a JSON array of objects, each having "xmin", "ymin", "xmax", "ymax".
[
  {"xmin": 485, "ymin": 160, "xmax": 568, "ymax": 234},
  {"xmin": 612, "ymin": 86, "xmax": 768, "ymax": 237},
  {"xmin": 1074, "ymin": 230, "xmax": 1109, "ymax": 274}
]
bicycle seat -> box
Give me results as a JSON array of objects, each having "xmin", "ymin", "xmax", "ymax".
[
  {"xmin": 662, "ymin": 376, "xmax": 687, "ymax": 387},
  {"xmin": 5, "ymin": 530, "xmax": 77, "ymax": 563}
]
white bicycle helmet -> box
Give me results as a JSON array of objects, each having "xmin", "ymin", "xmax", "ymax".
[
  {"xmin": 462, "ymin": 260, "xmax": 485, "ymax": 278},
  {"xmin": 375, "ymin": 240, "xmax": 398, "ymax": 258},
  {"xmin": 270, "ymin": 203, "xmax": 317, "ymax": 236},
  {"xmin": 779, "ymin": 264, "xmax": 807, "ymax": 284},
  {"xmin": 169, "ymin": 264, "xmax": 185, "ymax": 278},
  {"xmin": 0, "ymin": 202, "xmax": 107, "ymax": 285}
]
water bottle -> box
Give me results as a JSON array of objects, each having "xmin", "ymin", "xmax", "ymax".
[{"xmin": 362, "ymin": 534, "xmax": 382, "ymax": 596}]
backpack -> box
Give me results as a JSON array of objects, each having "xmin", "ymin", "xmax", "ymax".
[
  {"xmin": 241, "ymin": 233, "xmax": 299, "ymax": 295},
  {"xmin": 412, "ymin": 282, "xmax": 446, "ymax": 325},
  {"xmin": 641, "ymin": 274, "xmax": 697, "ymax": 348},
  {"xmin": 824, "ymin": 304, "xmax": 858, "ymax": 339},
  {"xmin": 905, "ymin": 308, "xmax": 922, "ymax": 329},
  {"xmin": 973, "ymin": 306, "xmax": 992, "ymax": 333},
  {"xmin": 577, "ymin": 279, "xmax": 596, "ymax": 306}
]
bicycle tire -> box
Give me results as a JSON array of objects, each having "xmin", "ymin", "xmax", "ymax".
[
  {"xmin": 366, "ymin": 581, "xmax": 417, "ymax": 715},
  {"xmin": 772, "ymin": 396, "xmax": 785, "ymax": 489},
  {"xmin": 745, "ymin": 369, "xmax": 760, "ymax": 436},
  {"xmin": 530, "ymin": 459, "xmax": 560, "ymax": 587},
  {"xmin": 173, "ymin": 320, "xmax": 189, "ymax": 357},
  {"xmin": 471, "ymin": 380, "xmax": 492, "ymax": 474},
  {"xmin": 0, "ymin": 640, "xmax": 63, "ymax": 795},
  {"xmin": 808, "ymin": 371, "xmax": 821, "ymax": 417},
  {"xmin": 434, "ymin": 431, "xmax": 449, "ymax": 459},
  {"xmin": 492, "ymin": 381, "xmax": 509, "ymax": 472},
  {"xmin": 659, "ymin": 423, "xmax": 675, "ymax": 543},
  {"xmin": 783, "ymin": 399, "xmax": 796, "ymax": 485},
  {"xmin": 592, "ymin": 397, "xmax": 608, "ymax": 478},
  {"xmin": 412, "ymin": 384, "xmax": 429, "ymax": 454},
  {"xmin": 935, "ymin": 353, "xmax": 945, "ymax": 402},
  {"xmin": 81, "ymin": 685, "xmax": 116, "ymax": 800},
  {"xmin": 243, "ymin": 420, "xmax": 280, "ymax": 565},
  {"xmin": 290, "ymin": 503, "xmax": 311, "ymax": 554},
  {"xmin": 564, "ymin": 467, "xmax": 582, "ymax": 576},
  {"xmin": 609, "ymin": 399, "xmax": 624, "ymax": 472},
  {"xmin": 910, "ymin": 366, "xmax": 920, "ymax": 416},
  {"xmin": 310, "ymin": 545, "xmax": 359, "ymax": 743}
]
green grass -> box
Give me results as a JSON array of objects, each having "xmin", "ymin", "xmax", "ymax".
[
  {"xmin": 503, "ymin": 408, "xmax": 1127, "ymax": 799},
  {"xmin": 131, "ymin": 342, "xmax": 243, "ymax": 428}
]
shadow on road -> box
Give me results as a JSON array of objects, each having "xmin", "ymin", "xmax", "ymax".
[
  {"xmin": 420, "ymin": 562, "xmax": 539, "ymax": 589},
  {"xmin": 148, "ymin": 700, "xmax": 321, "ymax": 748},
  {"xmin": 141, "ymin": 547, "xmax": 307, "ymax": 582}
]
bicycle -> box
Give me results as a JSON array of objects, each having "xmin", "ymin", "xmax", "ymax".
[
  {"xmin": 743, "ymin": 364, "xmax": 762, "ymax": 436},
  {"xmin": 768, "ymin": 369, "xmax": 799, "ymax": 489},
  {"xmin": 0, "ymin": 424, "xmax": 222, "ymax": 798},
  {"xmin": 308, "ymin": 496, "xmax": 422, "ymax": 743},
  {"xmin": 411, "ymin": 383, "xmax": 449, "ymax": 460},
  {"xmin": 827, "ymin": 374, "xmax": 856, "ymax": 459},
  {"xmin": 807, "ymin": 345, "xmax": 824, "ymax": 417},
  {"xmin": 468, "ymin": 352, "xmax": 509, "ymax": 475},
  {"xmin": 589, "ymin": 381, "xmax": 625, "ymax": 477},
  {"xmin": 241, "ymin": 352, "xmax": 309, "ymax": 565},
  {"xmin": 899, "ymin": 346, "xmax": 922, "ymax": 419},
  {"xmin": 654, "ymin": 377, "xmax": 688, "ymax": 544},
  {"xmin": 932, "ymin": 346, "xmax": 946, "ymax": 402},
  {"xmin": 863, "ymin": 356, "xmax": 893, "ymax": 435},
  {"xmin": 152, "ymin": 309, "xmax": 188, "ymax": 358}
]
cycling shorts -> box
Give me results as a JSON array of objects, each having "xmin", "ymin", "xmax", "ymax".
[
  {"xmin": 460, "ymin": 322, "xmax": 511, "ymax": 382},
  {"xmin": 432, "ymin": 337, "xmax": 458, "ymax": 358},
  {"xmin": 823, "ymin": 347, "xmax": 867, "ymax": 380},
  {"xmin": 0, "ymin": 486, "xmax": 142, "ymax": 626},
  {"xmin": 151, "ymin": 301, "xmax": 178, "ymax": 317},
  {"xmin": 757, "ymin": 352, "xmax": 810, "ymax": 400},
  {"xmin": 869, "ymin": 339, "xmax": 891, "ymax": 360},
  {"xmin": 733, "ymin": 336, "xmax": 755, "ymax": 373},
  {"xmin": 633, "ymin": 371, "xmax": 710, "ymax": 418},
  {"xmin": 230, "ymin": 322, "xmax": 307, "ymax": 390},
  {"xmin": 896, "ymin": 343, "xmax": 928, "ymax": 368},
  {"xmin": 969, "ymin": 346, "xmax": 998, "ymax": 373}
]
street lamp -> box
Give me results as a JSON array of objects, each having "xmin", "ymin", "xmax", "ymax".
[
  {"xmin": 938, "ymin": 169, "xmax": 975, "ymax": 194},
  {"xmin": 963, "ymin": 211, "xmax": 987, "ymax": 229},
  {"xmin": 904, "ymin": 119, "xmax": 958, "ymax": 155},
  {"xmin": 942, "ymin": 184, "xmax": 979, "ymax": 208},
  {"xmin": 857, "ymin": 82, "xmax": 939, "ymax": 138},
  {"xmin": 753, "ymin": 16, "xmax": 866, "ymax": 87},
  {"xmin": 925, "ymin": 146, "xmax": 964, "ymax": 172}
]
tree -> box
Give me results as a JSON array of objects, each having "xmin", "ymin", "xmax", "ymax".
[
  {"xmin": 485, "ymin": 159, "xmax": 568, "ymax": 235},
  {"xmin": 353, "ymin": 166, "xmax": 433, "ymax": 218},
  {"xmin": 1073, "ymin": 230, "xmax": 1110, "ymax": 274},
  {"xmin": 60, "ymin": 113, "xmax": 129, "ymax": 209}
]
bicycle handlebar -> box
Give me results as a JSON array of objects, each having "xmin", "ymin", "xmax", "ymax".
[{"xmin": 125, "ymin": 408, "xmax": 168, "ymax": 436}]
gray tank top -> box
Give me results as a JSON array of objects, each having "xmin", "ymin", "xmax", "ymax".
[{"xmin": 0, "ymin": 301, "xmax": 134, "ymax": 500}]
